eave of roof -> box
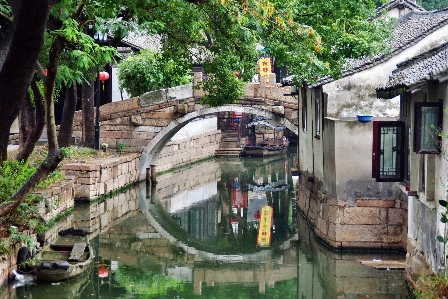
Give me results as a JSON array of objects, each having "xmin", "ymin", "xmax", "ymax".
[
  {"xmin": 376, "ymin": 42, "xmax": 448, "ymax": 99},
  {"xmin": 306, "ymin": 8, "xmax": 448, "ymax": 88}
]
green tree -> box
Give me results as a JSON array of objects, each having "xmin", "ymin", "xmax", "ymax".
[
  {"xmin": 118, "ymin": 49, "xmax": 192, "ymax": 97},
  {"xmin": 0, "ymin": 0, "xmax": 393, "ymax": 217},
  {"xmin": 417, "ymin": 0, "xmax": 448, "ymax": 10}
]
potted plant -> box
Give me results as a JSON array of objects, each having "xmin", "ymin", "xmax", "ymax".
[{"xmin": 357, "ymin": 109, "xmax": 373, "ymax": 122}]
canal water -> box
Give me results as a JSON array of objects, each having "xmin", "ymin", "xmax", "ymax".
[{"xmin": 1, "ymin": 147, "xmax": 411, "ymax": 298}]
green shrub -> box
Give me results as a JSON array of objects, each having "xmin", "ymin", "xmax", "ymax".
[
  {"xmin": 117, "ymin": 142, "xmax": 126, "ymax": 155},
  {"xmin": 117, "ymin": 49, "xmax": 192, "ymax": 97},
  {"xmin": 0, "ymin": 159, "xmax": 63, "ymax": 253},
  {"xmin": 414, "ymin": 275, "xmax": 448, "ymax": 298}
]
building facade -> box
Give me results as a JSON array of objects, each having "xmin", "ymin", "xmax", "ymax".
[{"xmin": 294, "ymin": 1, "xmax": 448, "ymax": 254}]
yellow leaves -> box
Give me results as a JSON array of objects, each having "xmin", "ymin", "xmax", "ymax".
[
  {"xmin": 308, "ymin": 28, "xmax": 315, "ymax": 38},
  {"xmin": 267, "ymin": 4, "xmax": 274, "ymax": 18},
  {"xmin": 289, "ymin": 17, "xmax": 294, "ymax": 28},
  {"xmin": 297, "ymin": 26, "xmax": 302, "ymax": 35},
  {"xmin": 314, "ymin": 36, "xmax": 322, "ymax": 53},
  {"xmin": 275, "ymin": 16, "xmax": 285, "ymax": 30}
]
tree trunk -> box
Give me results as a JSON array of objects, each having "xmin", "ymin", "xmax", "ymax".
[
  {"xmin": 0, "ymin": 130, "xmax": 8, "ymax": 163},
  {"xmin": 82, "ymin": 80, "xmax": 95, "ymax": 147},
  {"xmin": 16, "ymin": 79, "xmax": 45, "ymax": 162},
  {"xmin": 2, "ymin": 36, "xmax": 65, "ymax": 216},
  {"xmin": 19, "ymin": 93, "xmax": 32, "ymax": 147},
  {"xmin": 0, "ymin": 0, "xmax": 50, "ymax": 151},
  {"xmin": 58, "ymin": 83, "xmax": 78, "ymax": 147}
]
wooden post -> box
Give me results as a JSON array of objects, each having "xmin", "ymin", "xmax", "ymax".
[
  {"xmin": 150, "ymin": 164, "xmax": 157, "ymax": 184},
  {"xmin": 146, "ymin": 167, "xmax": 151, "ymax": 185}
]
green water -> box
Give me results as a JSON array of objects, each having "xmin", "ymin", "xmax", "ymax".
[{"xmin": 2, "ymin": 147, "xmax": 410, "ymax": 298}]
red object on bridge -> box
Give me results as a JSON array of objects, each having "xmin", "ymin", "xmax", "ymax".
[{"xmin": 98, "ymin": 71, "xmax": 109, "ymax": 81}]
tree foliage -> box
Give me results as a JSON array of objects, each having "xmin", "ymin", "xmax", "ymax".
[
  {"xmin": 417, "ymin": 0, "xmax": 448, "ymax": 10},
  {"xmin": 118, "ymin": 49, "xmax": 192, "ymax": 97},
  {"xmin": 0, "ymin": 0, "xmax": 393, "ymax": 217}
]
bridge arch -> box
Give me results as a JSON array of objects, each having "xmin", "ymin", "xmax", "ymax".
[{"xmin": 138, "ymin": 105, "xmax": 299, "ymax": 181}]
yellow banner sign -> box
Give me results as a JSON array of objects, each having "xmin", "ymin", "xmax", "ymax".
[
  {"xmin": 258, "ymin": 58, "xmax": 272, "ymax": 82},
  {"xmin": 257, "ymin": 205, "xmax": 273, "ymax": 247}
]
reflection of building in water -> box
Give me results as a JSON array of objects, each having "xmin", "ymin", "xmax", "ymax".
[
  {"xmin": 231, "ymin": 177, "xmax": 247, "ymax": 218},
  {"xmin": 170, "ymin": 193, "xmax": 220, "ymax": 243}
]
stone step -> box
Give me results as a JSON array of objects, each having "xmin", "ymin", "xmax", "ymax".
[
  {"xmin": 221, "ymin": 137, "xmax": 239, "ymax": 142},
  {"xmin": 215, "ymin": 148, "xmax": 242, "ymax": 156},
  {"xmin": 220, "ymin": 142, "xmax": 239, "ymax": 147}
]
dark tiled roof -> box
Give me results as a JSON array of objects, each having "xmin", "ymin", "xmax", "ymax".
[
  {"xmin": 120, "ymin": 32, "xmax": 161, "ymax": 51},
  {"xmin": 301, "ymin": 8, "xmax": 448, "ymax": 87},
  {"xmin": 376, "ymin": 42, "xmax": 448, "ymax": 98}
]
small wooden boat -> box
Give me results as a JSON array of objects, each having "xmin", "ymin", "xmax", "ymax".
[
  {"xmin": 244, "ymin": 140, "xmax": 289, "ymax": 157},
  {"xmin": 34, "ymin": 228, "xmax": 93, "ymax": 282},
  {"xmin": 243, "ymin": 116, "xmax": 290, "ymax": 157}
]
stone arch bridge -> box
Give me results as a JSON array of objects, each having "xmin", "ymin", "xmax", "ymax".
[{"xmin": 73, "ymin": 73, "xmax": 299, "ymax": 181}]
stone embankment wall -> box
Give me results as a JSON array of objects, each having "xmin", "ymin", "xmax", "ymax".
[
  {"xmin": 61, "ymin": 154, "xmax": 140, "ymax": 200},
  {"xmin": 0, "ymin": 177, "xmax": 75, "ymax": 286},
  {"xmin": 296, "ymin": 172, "xmax": 407, "ymax": 250},
  {"xmin": 33, "ymin": 176, "xmax": 76, "ymax": 222},
  {"xmin": 0, "ymin": 234, "xmax": 32, "ymax": 289}
]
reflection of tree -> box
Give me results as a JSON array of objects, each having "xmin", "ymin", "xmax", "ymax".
[
  {"xmin": 199, "ymin": 278, "xmax": 298, "ymax": 299},
  {"xmin": 115, "ymin": 265, "xmax": 184, "ymax": 298}
]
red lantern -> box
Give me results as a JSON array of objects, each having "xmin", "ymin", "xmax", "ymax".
[{"xmin": 98, "ymin": 71, "xmax": 109, "ymax": 81}]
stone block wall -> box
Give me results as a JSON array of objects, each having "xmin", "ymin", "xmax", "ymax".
[
  {"xmin": 33, "ymin": 176, "xmax": 76, "ymax": 222},
  {"xmin": 62, "ymin": 154, "xmax": 140, "ymax": 200},
  {"xmin": 405, "ymin": 195, "xmax": 440, "ymax": 288},
  {"xmin": 155, "ymin": 130, "xmax": 221, "ymax": 172},
  {"xmin": 296, "ymin": 172, "xmax": 407, "ymax": 250},
  {"xmin": 0, "ymin": 237, "xmax": 30, "ymax": 288}
]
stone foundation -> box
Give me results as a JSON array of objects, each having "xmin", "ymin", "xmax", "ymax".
[
  {"xmin": 406, "ymin": 236, "xmax": 434, "ymax": 289},
  {"xmin": 296, "ymin": 173, "xmax": 407, "ymax": 250},
  {"xmin": 62, "ymin": 153, "xmax": 140, "ymax": 200},
  {"xmin": 404, "ymin": 195, "xmax": 442, "ymax": 288}
]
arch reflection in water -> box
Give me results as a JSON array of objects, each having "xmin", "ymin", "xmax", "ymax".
[{"xmin": 152, "ymin": 154, "xmax": 297, "ymax": 253}]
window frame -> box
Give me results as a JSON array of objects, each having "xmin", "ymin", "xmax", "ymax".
[
  {"xmin": 314, "ymin": 98, "xmax": 320, "ymax": 138},
  {"xmin": 301, "ymin": 87, "xmax": 308, "ymax": 132},
  {"xmin": 413, "ymin": 101, "xmax": 443, "ymax": 154},
  {"xmin": 372, "ymin": 121, "xmax": 406, "ymax": 182}
]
